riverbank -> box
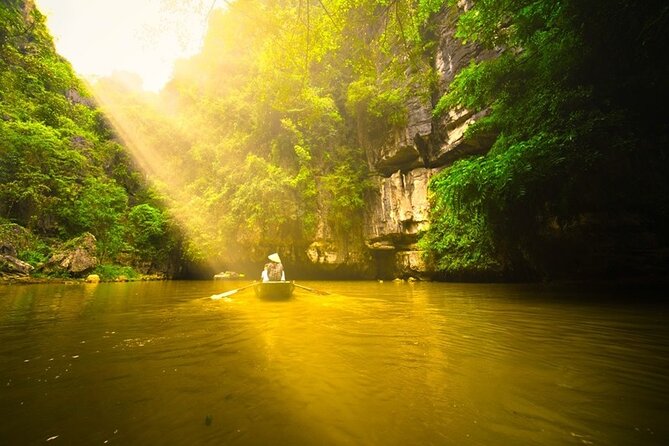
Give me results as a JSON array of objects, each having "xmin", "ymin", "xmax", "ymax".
[{"xmin": 0, "ymin": 273, "xmax": 167, "ymax": 285}]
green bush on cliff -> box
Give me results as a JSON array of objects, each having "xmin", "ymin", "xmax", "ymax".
[
  {"xmin": 58, "ymin": 177, "xmax": 129, "ymax": 259},
  {"xmin": 320, "ymin": 147, "xmax": 371, "ymax": 233},
  {"xmin": 424, "ymin": 0, "xmax": 669, "ymax": 278}
]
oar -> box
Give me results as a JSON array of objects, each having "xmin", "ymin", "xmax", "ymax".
[
  {"xmin": 211, "ymin": 282, "xmax": 256, "ymax": 300},
  {"xmin": 294, "ymin": 283, "xmax": 330, "ymax": 295}
]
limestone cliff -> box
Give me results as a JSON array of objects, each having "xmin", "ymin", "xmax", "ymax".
[
  {"xmin": 301, "ymin": 4, "xmax": 497, "ymax": 279},
  {"xmin": 354, "ymin": 5, "xmax": 497, "ymax": 279}
]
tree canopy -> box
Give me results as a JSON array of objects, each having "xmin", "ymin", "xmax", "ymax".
[{"xmin": 95, "ymin": 0, "xmax": 443, "ymax": 267}]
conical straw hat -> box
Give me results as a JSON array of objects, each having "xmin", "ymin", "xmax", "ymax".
[{"xmin": 268, "ymin": 253, "xmax": 281, "ymax": 263}]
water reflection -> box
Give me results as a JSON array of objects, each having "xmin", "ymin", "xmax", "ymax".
[{"xmin": 0, "ymin": 281, "xmax": 668, "ymax": 445}]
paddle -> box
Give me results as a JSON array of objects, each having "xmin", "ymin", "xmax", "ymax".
[
  {"xmin": 294, "ymin": 283, "xmax": 330, "ymax": 295},
  {"xmin": 211, "ymin": 282, "xmax": 256, "ymax": 300}
]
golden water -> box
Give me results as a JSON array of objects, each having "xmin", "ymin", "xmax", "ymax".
[{"xmin": 1, "ymin": 281, "xmax": 667, "ymax": 445}]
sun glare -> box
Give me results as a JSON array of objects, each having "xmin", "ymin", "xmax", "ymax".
[{"xmin": 35, "ymin": 0, "xmax": 224, "ymax": 92}]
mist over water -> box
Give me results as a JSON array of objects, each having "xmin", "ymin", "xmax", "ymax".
[{"xmin": 1, "ymin": 281, "xmax": 668, "ymax": 445}]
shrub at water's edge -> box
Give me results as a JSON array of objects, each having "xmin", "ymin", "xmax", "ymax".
[
  {"xmin": 92, "ymin": 264, "xmax": 141, "ymax": 282},
  {"xmin": 0, "ymin": 223, "xmax": 166, "ymax": 282}
]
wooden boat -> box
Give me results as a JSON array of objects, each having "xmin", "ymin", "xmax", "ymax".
[{"xmin": 254, "ymin": 281, "xmax": 295, "ymax": 300}]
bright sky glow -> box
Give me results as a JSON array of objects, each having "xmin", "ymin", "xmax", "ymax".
[{"xmin": 35, "ymin": 0, "xmax": 225, "ymax": 91}]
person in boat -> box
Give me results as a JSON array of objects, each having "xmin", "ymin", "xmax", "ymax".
[{"xmin": 261, "ymin": 253, "xmax": 285, "ymax": 282}]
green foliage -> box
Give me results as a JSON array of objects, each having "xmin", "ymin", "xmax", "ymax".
[
  {"xmin": 128, "ymin": 204, "xmax": 167, "ymax": 250},
  {"xmin": 0, "ymin": 2, "xmax": 180, "ymax": 275},
  {"xmin": 102, "ymin": 0, "xmax": 446, "ymax": 263},
  {"xmin": 61, "ymin": 177, "xmax": 127, "ymax": 232},
  {"xmin": 18, "ymin": 242, "xmax": 50, "ymax": 267},
  {"xmin": 425, "ymin": 0, "xmax": 669, "ymax": 278},
  {"xmin": 227, "ymin": 154, "xmax": 305, "ymax": 247},
  {"xmin": 58, "ymin": 177, "xmax": 129, "ymax": 260},
  {"xmin": 320, "ymin": 147, "xmax": 371, "ymax": 232},
  {"xmin": 418, "ymin": 207, "xmax": 501, "ymax": 276},
  {"xmin": 92, "ymin": 264, "xmax": 140, "ymax": 281},
  {"xmin": 347, "ymin": 74, "xmax": 408, "ymax": 127}
]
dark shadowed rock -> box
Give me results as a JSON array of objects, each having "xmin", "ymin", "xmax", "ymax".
[
  {"xmin": 0, "ymin": 254, "xmax": 34, "ymax": 276},
  {"xmin": 0, "ymin": 223, "xmax": 41, "ymax": 278}
]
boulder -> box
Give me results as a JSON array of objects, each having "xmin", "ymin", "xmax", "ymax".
[
  {"xmin": 0, "ymin": 254, "xmax": 34, "ymax": 276},
  {"xmin": 85, "ymin": 274, "xmax": 101, "ymax": 283},
  {"xmin": 0, "ymin": 224, "xmax": 39, "ymax": 278},
  {"xmin": 43, "ymin": 233, "xmax": 99, "ymax": 277}
]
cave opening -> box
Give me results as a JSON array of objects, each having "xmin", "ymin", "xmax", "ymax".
[{"xmin": 372, "ymin": 250, "xmax": 397, "ymax": 280}]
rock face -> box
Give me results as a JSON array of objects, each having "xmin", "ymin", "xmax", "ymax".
[
  {"xmin": 372, "ymin": 96, "xmax": 434, "ymax": 176},
  {"xmin": 296, "ymin": 5, "xmax": 497, "ymax": 278},
  {"xmin": 302, "ymin": 4, "xmax": 496, "ymax": 278},
  {"xmin": 362, "ymin": 168, "xmax": 436, "ymax": 279},
  {"xmin": 357, "ymin": 5, "xmax": 497, "ymax": 279},
  {"xmin": 43, "ymin": 233, "xmax": 99, "ymax": 277},
  {"xmin": 364, "ymin": 168, "xmax": 434, "ymax": 247},
  {"xmin": 305, "ymin": 218, "xmax": 375, "ymax": 279}
]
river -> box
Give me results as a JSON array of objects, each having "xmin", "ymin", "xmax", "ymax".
[{"xmin": 1, "ymin": 280, "xmax": 668, "ymax": 445}]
